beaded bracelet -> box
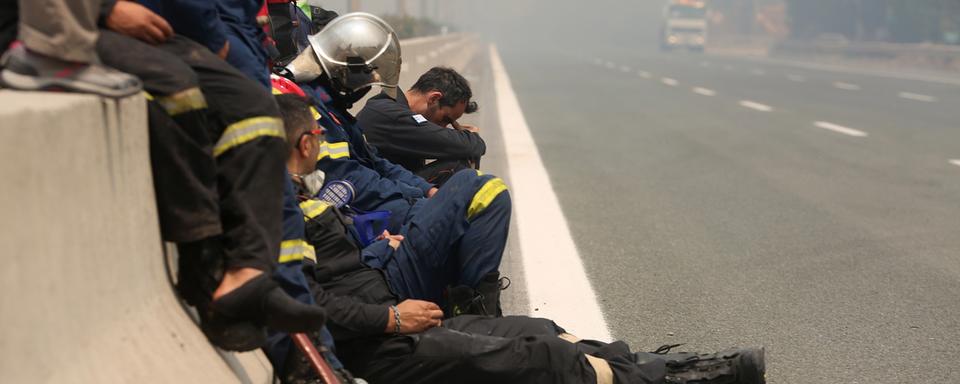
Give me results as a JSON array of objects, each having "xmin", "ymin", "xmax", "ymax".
[{"xmin": 391, "ymin": 305, "xmax": 401, "ymax": 335}]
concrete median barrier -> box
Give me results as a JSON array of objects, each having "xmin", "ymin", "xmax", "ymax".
[{"xmin": 0, "ymin": 91, "xmax": 271, "ymax": 383}]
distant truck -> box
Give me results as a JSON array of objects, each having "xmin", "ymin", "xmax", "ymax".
[{"xmin": 659, "ymin": 0, "xmax": 708, "ymax": 52}]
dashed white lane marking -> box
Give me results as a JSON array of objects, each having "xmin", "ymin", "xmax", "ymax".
[
  {"xmin": 693, "ymin": 87, "xmax": 716, "ymax": 96},
  {"xmin": 661, "ymin": 77, "xmax": 678, "ymax": 86},
  {"xmin": 814, "ymin": 121, "xmax": 868, "ymax": 137},
  {"xmin": 638, "ymin": 71, "xmax": 652, "ymax": 79},
  {"xmin": 787, "ymin": 74, "xmax": 806, "ymax": 82},
  {"xmin": 898, "ymin": 92, "xmax": 938, "ymax": 103},
  {"xmin": 605, "ymin": 61, "xmax": 616, "ymax": 69},
  {"xmin": 620, "ymin": 65, "xmax": 632, "ymax": 73},
  {"xmin": 751, "ymin": 69, "xmax": 766, "ymax": 76},
  {"xmin": 489, "ymin": 44, "xmax": 611, "ymax": 341},
  {"xmin": 739, "ymin": 100, "xmax": 773, "ymax": 112},
  {"xmin": 833, "ymin": 82, "xmax": 861, "ymax": 91},
  {"xmin": 950, "ymin": 159, "xmax": 960, "ymax": 167},
  {"xmin": 416, "ymin": 55, "xmax": 427, "ymax": 64}
]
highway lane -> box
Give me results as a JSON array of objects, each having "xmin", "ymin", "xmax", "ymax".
[{"xmin": 494, "ymin": 43, "xmax": 960, "ymax": 383}]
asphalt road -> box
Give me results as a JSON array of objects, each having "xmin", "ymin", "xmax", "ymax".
[{"xmin": 491, "ymin": 44, "xmax": 960, "ymax": 383}]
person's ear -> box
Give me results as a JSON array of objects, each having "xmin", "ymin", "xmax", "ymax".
[
  {"xmin": 427, "ymin": 91, "xmax": 443, "ymax": 106},
  {"xmin": 298, "ymin": 135, "xmax": 312, "ymax": 158}
]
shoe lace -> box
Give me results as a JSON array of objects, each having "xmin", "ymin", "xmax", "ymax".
[
  {"xmin": 498, "ymin": 276, "xmax": 511, "ymax": 290},
  {"xmin": 653, "ymin": 343, "xmax": 686, "ymax": 354}
]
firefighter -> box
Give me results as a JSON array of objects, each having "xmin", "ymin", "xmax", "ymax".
[
  {"xmin": 280, "ymin": 12, "xmax": 511, "ymax": 315},
  {"xmin": 357, "ymin": 66, "xmax": 486, "ymax": 186},
  {"xmin": 95, "ymin": 1, "xmax": 325, "ymax": 351},
  {"xmin": 274, "ymin": 93, "xmax": 767, "ymax": 384}
]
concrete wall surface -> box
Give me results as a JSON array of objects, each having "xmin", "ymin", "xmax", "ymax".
[{"xmin": 0, "ymin": 91, "xmax": 271, "ymax": 383}]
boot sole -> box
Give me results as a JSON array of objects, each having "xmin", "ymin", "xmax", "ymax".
[
  {"xmin": 201, "ymin": 319, "xmax": 267, "ymax": 352},
  {"xmin": 1, "ymin": 69, "xmax": 141, "ymax": 98}
]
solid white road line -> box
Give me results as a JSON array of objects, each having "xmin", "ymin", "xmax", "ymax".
[
  {"xmin": 814, "ymin": 121, "xmax": 868, "ymax": 137},
  {"xmin": 661, "ymin": 77, "xmax": 678, "ymax": 86},
  {"xmin": 489, "ymin": 44, "xmax": 612, "ymax": 341},
  {"xmin": 638, "ymin": 71, "xmax": 652, "ymax": 79},
  {"xmin": 833, "ymin": 82, "xmax": 861, "ymax": 91},
  {"xmin": 693, "ymin": 87, "xmax": 716, "ymax": 96},
  {"xmin": 739, "ymin": 100, "xmax": 773, "ymax": 112},
  {"xmin": 787, "ymin": 74, "xmax": 806, "ymax": 82},
  {"xmin": 898, "ymin": 92, "xmax": 938, "ymax": 103},
  {"xmin": 950, "ymin": 159, "xmax": 960, "ymax": 167}
]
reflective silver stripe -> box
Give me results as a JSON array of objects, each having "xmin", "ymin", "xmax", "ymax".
[
  {"xmin": 299, "ymin": 199, "xmax": 330, "ymax": 221},
  {"xmin": 279, "ymin": 239, "xmax": 315, "ymax": 263},
  {"xmin": 213, "ymin": 117, "xmax": 284, "ymax": 157},
  {"xmin": 317, "ymin": 141, "xmax": 351, "ymax": 160},
  {"xmin": 156, "ymin": 87, "xmax": 207, "ymax": 116}
]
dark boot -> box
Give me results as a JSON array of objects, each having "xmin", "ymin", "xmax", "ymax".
[
  {"xmin": 443, "ymin": 272, "xmax": 510, "ymax": 318},
  {"xmin": 476, "ymin": 271, "xmax": 509, "ymax": 317},
  {"xmin": 176, "ymin": 238, "xmax": 327, "ymax": 351},
  {"xmin": 637, "ymin": 345, "xmax": 766, "ymax": 384}
]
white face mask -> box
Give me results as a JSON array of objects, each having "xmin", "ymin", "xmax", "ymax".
[{"xmin": 301, "ymin": 169, "xmax": 326, "ymax": 197}]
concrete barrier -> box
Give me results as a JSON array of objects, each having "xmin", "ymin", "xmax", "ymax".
[{"xmin": 0, "ymin": 91, "xmax": 271, "ymax": 383}]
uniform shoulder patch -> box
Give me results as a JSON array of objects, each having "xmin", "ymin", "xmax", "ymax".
[{"xmin": 412, "ymin": 114, "xmax": 428, "ymax": 124}]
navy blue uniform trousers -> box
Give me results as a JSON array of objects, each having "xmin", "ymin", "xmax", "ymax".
[{"xmin": 362, "ymin": 169, "xmax": 511, "ymax": 305}]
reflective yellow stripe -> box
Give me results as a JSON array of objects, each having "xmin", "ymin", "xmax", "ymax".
[
  {"xmin": 271, "ymin": 88, "xmax": 283, "ymax": 95},
  {"xmin": 310, "ymin": 106, "xmax": 322, "ymax": 121},
  {"xmin": 213, "ymin": 117, "xmax": 284, "ymax": 157},
  {"xmin": 156, "ymin": 87, "xmax": 207, "ymax": 116},
  {"xmin": 278, "ymin": 239, "xmax": 316, "ymax": 263},
  {"xmin": 299, "ymin": 199, "xmax": 331, "ymax": 221},
  {"xmin": 466, "ymin": 178, "xmax": 508, "ymax": 220},
  {"xmin": 142, "ymin": 91, "xmax": 155, "ymax": 101},
  {"xmin": 316, "ymin": 141, "xmax": 351, "ymax": 160}
]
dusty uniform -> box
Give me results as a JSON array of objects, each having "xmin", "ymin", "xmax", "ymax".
[
  {"xmin": 97, "ymin": 30, "xmax": 286, "ymax": 271},
  {"xmin": 293, "ymin": 183, "xmax": 667, "ymax": 384}
]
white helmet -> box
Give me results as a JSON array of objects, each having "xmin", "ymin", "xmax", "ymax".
[{"xmin": 285, "ymin": 12, "xmax": 401, "ymax": 96}]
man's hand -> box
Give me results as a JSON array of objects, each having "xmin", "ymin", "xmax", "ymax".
[
  {"xmin": 427, "ymin": 187, "xmax": 439, "ymax": 198},
  {"xmin": 386, "ymin": 300, "xmax": 443, "ymax": 334},
  {"xmin": 217, "ymin": 41, "xmax": 231, "ymax": 60},
  {"xmin": 452, "ymin": 121, "xmax": 480, "ymax": 133},
  {"xmin": 377, "ymin": 230, "xmax": 405, "ymax": 250},
  {"xmin": 106, "ymin": 1, "xmax": 173, "ymax": 45}
]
